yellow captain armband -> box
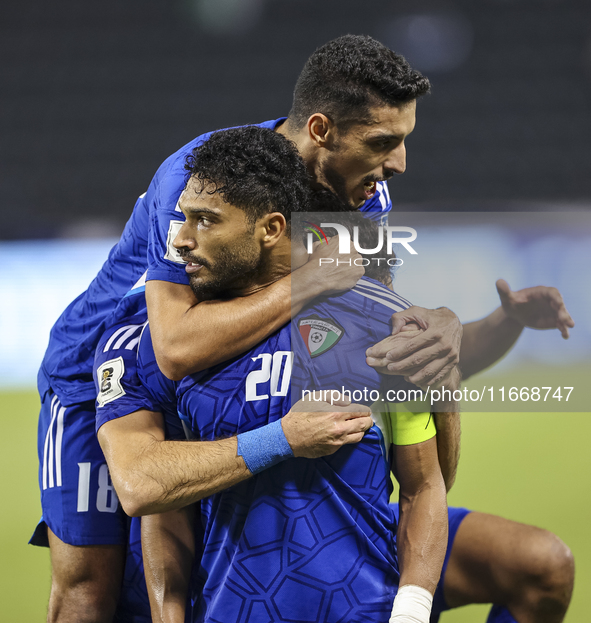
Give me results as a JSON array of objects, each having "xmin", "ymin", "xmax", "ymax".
[
  {"xmin": 372, "ymin": 401, "xmax": 436, "ymax": 447},
  {"xmin": 390, "ymin": 403, "xmax": 436, "ymax": 446}
]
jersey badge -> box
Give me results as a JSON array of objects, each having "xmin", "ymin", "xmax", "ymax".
[
  {"xmin": 164, "ymin": 220, "xmax": 187, "ymax": 264},
  {"xmin": 96, "ymin": 357, "xmax": 126, "ymax": 407},
  {"xmin": 298, "ymin": 315, "xmax": 344, "ymax": 358}
]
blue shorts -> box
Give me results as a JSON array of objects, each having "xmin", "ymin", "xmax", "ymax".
[
  {"xmin": 391, "ymin": 503, "xmax": 471, "ymax": 621},
  {"xmin": 30, "ymin": 387, "xmax": 127, "ymax": 547}
]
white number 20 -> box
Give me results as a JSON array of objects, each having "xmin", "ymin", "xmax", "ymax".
[{"xmin": 245, "ymin": 351, "xmax": 293, "ymax": 402}]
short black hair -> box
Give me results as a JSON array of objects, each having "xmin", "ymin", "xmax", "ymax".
[
  {"xmin": 184, "ymin": 126, "xmax": 312, "ymax": 237},
  {"xmin": 288, "ymin": 34, "xmax": 430, "ymax": 130}
]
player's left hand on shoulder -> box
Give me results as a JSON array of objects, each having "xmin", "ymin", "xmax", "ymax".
[
  {"xmin": 365, "ymin": 306, "xmax": 462, "ymax": 388},
  {"xmin": 496, "ymin": 279, "xmax": 575, "ymax": 339}
]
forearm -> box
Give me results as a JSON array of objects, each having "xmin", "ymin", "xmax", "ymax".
[
  {"xmin": 143, "ymin": 506, "xmax": 195, "ymax": 623},
  {"xmin": 433, "ymin": 411, "xmax": 461, "ymax": 492},
  {"xmin": 104, "ymin": 433, "xmax": 251, "ymax": 516},
  {"xmin": 147, "ymin": 273, "xmax": 325, "ymax": 380},
  {"xmin": 460, "ymin": 307, "xmax": 523, "ymax": 379},
  {"xmin": 396, "ymin": 476, "xmax": 448, "ymax": 594},
  {"xmin": 148, "ymin": 278, "xmax": 292, "ymax": 379},
  {"xmin": 101, "ymin": 402, "xmax": 373, "ymax": 517}
]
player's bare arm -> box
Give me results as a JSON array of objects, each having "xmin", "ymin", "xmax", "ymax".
[
  {"xmin": 98, "ymin": 400, "xmax": 372, "ymax": 516},
  {"xmin": 392, "ymin": 437, "xmax": 448, "ymax": 605},
  {"xmin": 366, "ymin": 280, "xmax": 573, "ymax": 385},
  {"xmin": 428, "ymin": 363, "xmax": 462, "ymax": 492},
  {"xmin": 148, "ymin": 237, "xmax": 363, "ymax": 380},
  {"xmin": 142, "ymin": 505, "xmax": 195, "ymax": 623},
  {"xmin": 459, "ymin": 279, "xmax": 574, "ymax": 379},
  {"xmin": 431, "ymin": 410, "xmax": 461, "ymax": 492},
  {"xmin": 371, "ymin": 323, "xmax": 462, "ymax": 492}
]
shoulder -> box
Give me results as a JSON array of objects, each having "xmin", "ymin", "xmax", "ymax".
[
  {"xmin": 350, "ymin": 278, "xmax": 412, "ymax": 313},
  {"xmin": 302, "ymin": 277, "xmax": 410, "ymax": 321},
  {"xmin": 94, "ymin": 310, "xmax": 149, "ymax": 408}
]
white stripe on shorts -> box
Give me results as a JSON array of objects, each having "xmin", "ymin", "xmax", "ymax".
[{"xmin": 55, "ymin": 405, "xmax": 65, "ymax": 487}]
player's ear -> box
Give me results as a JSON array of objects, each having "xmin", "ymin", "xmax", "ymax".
[
  {"xmin": 260, "ymin": 213, "xmax": 287, "ymax": 247},
  {"xmin": 307, "ymin": 113, "xmax": 335, "ymax": 148}
]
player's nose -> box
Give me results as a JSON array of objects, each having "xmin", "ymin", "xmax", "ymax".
[
  {"xmin": 384, "ymin": 143, "xmax": 407, "ymax": 176},
  {"xmin": 173, "ymin": 221, "xmax": 196, "ymax": 250}
]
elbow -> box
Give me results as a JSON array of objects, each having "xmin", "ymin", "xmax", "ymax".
[
  {"xmin": 118, "ymin": 489, "xmax": 157, "ymax": 518},
  {"xmin": 120, "ymin": 499, "xmax": 144, "ymax": 518},
  {"xmin": 112, "ymin": 473, "xmax": 161, "ymax": 517},
  {"xmin": 156, "ymin": 354, "xmax": 189, "ymax": 382},
  {"xmin": 153, "ymin": 346, "xmax": 204, "ymax": 381}
]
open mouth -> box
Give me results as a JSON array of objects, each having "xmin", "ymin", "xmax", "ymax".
[{"xmin": 363, "ymin": 181, "xmax": 377, "ymax": 200}]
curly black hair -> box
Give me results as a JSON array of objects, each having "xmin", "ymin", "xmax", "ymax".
[
  {"xmin": 184, "ymin": 126, "xmax": 312, "ymax": 237},
  {"xmin": 288, "ymin": 34, "xmax": 431, "ymax": 130}
]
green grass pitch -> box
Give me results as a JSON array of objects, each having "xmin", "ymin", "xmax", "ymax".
[{"xmin": 1, "ymin": 387, "xmax": 589, "ymax": 621}]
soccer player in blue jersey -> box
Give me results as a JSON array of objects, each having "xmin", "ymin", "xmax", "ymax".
[
  {"xmin": 95, "ymin": 126, "xmax": 456, "ymax": 622},
  {"xmin": 36, "ymin": 34, "xmax": 573, "ymax": 622},
  {"xmin": 96, "ymin": 128, "xmax": 570, "ymax": 623}
]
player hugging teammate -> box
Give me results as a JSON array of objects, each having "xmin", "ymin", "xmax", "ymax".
[{"xmin": 33, "ymin": 35, "xmax": 574, "ymax": 623}]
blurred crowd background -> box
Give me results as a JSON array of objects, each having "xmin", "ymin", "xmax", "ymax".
[{"xmin": 2, "ymin": 0, "xmax": 590, "ymax": 240}]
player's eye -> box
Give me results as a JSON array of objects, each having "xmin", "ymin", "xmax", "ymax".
[{"xmin": 370, "ymin": 139, "xmax": 391, "ymax": 150}]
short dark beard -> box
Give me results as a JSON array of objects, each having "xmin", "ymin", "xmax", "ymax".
[
  {"xmin": 186, "ymin": 236, "xmax": 265, "ymax": 301},
  {"xmin": 318, "ymin": 163, "xmax": 357, "ymax": 209},
  {"xmin": 309, "ymin": 187, "xmax": 354, "ymax": 212}
]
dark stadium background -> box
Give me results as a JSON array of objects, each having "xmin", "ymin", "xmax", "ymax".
[{"xmin": 1, "ymin": 1, "xmax": 590, "ymax": 620}]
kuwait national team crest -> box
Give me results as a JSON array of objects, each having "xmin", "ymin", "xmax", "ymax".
[{"xmin": 298, "ymin": 315, "xmax": 344, "ymax": 358}]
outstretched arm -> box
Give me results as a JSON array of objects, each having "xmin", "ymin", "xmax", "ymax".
[
  {"xmin": 148, "ymin": 238, "xmax": 364, "ymax": 380},
  {"xmin": 98, "ymin": 399, "xmax": 373, "ymax": 517},
  {"xmin": 459, "ymin": 279, "xmax": 574, "ymax": 379},
  {"xmin": 142, "ymin": 505, "xmax": 196, "ymax": 623},
  {"xmin": 366, "ymin": 280, "xmax": 574, "ymax": 384}
]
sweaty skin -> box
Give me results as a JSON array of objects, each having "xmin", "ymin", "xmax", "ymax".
[
  {"xmin": 134, "ymin": 186, "xmax": 455, "ymax": 619},
  {"xmin": 148, "ymin": 103, "xmax": 426, "ymax": 382},
  {"xmin": 98, "ymin": 399, "xmax": 373, "ymax": 517},
  {"xmin": 366, "ymin": 279, "xmax": 574, "ymax": 386}
]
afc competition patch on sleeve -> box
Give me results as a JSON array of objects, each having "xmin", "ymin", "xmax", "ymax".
[
  {"xmin": 164, "ymin": 220, "xmax": 187, "ymax": 263},
  {"xmin": 96, "ymin": 357, "xmax": 126, "ymax": 407}
]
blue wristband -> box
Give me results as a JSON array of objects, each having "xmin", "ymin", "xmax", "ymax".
[{"xmin": 237, "ymin": 419, "xmax": 294, "ymax": 475}]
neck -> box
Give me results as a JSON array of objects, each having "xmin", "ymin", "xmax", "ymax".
[{"xmin": 223, "ymin": 241, "xmax": 293, "ymax": 298}]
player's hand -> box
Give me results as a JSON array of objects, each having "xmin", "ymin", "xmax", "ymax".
[
  {"xmin": 365, "ymin": 307, "xmax": 462, "ymax": 389},
  {"xmin": 296, "ymin": 237, "xmax": 365, "ymax": 297},
  {"xmin": 496, "ymin": 279, "xmax": 574, "ymax": 339},
  {"xmin": 282, "ymin": 391, "xmax": 373, "ymax": 459}
]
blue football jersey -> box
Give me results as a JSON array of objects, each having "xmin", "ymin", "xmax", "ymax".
[
  {"xmin": 40, "ymin": 118, "xmax": 391, "ymax": 406},
  {"xmin": 174, "ymin": 277, "xmax": 413, "ymax": 623},
  {"xmin": 93, "ymin": 291, "xmax": 182, "ymax": 440}
]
